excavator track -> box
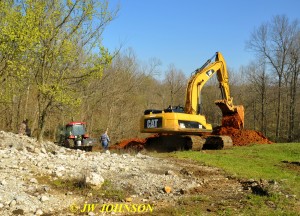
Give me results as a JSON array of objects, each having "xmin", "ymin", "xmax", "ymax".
[
  {"xmin": 144, "ymin": 134, "xmax": 233, "ymax": 152},
  {"xmin": 202, "ymin": 135, "xmax": 233, "ymax": 149}
]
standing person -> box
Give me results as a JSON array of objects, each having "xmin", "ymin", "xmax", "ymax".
[{"xmin": 100, "ymin": 129, "xmax": 110, "ymax": 151}]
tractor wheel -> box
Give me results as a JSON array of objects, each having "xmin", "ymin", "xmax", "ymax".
[{"xmin": 64, "ymin": 139, "xmax": 74, "ymax": 148}]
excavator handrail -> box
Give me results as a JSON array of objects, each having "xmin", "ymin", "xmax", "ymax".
[{"xmin": 192, "ymin": 53, "xmax": 216, "ymax": 76}]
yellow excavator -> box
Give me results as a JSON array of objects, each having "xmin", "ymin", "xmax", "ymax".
[{"xmin": 140, "ymin": 52, "xmax": 244, "ymax": 151}]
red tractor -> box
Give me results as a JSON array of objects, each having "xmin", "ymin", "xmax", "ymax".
[{"xmin": 59, "ymin": 121, "xmax": 94, "ymax": 151}]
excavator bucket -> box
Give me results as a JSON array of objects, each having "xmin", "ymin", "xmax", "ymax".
[{"xmin": 215, "ymin": 100, "xmax": 244, "ymax": 129}]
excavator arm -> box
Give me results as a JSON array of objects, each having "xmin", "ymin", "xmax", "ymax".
[{"xmin": 185, "ymin": 52, "xmax": 244, "ymax": 129}]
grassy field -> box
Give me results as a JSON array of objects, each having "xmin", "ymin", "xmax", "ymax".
[{"xmin": 153, "ymin": 143, "xmax": 300, "ymax": 215}]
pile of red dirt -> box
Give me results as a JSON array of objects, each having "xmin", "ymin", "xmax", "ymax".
[
  {"xmin": 110, "ymin": 137, "xmax": 148, "ymax": 151},
  {"xmin": 212, "ymin": 126, "xmax": 273, "ymax": 146},
  {"xmin": 221, "ymin": 112, "xmax": 244, "ymax": 130}
]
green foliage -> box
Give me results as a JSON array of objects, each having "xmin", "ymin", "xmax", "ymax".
[{"xmin": 0, "ymin": 0, "xmax": 117, "ymax": 139}]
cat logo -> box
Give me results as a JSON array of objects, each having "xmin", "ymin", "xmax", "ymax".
[
  {"xmin": 206, "ymin": 69, "xmax": 214, "ymax": 77},
  {"xmin": 146, "ymin": 119, "xmax": 158, "ymax": 128}
]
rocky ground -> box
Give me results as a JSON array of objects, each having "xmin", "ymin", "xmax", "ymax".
[{"xmin": 0, "ymin": 131, "xmax": 279, "ymax": 216}]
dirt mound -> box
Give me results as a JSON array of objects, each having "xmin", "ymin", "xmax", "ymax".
[
  {"xmin": 110, "ymin": 137, "xmax": 148, "ymax": 151},
  {"xmin": 213, "ymin": 126, "xmax": 272, "ymax": 146}
]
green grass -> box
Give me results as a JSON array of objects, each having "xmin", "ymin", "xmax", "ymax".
[
  {"xmin": 150, "ymin": 143, "xmax": 300, "ymax": 215},
  {"xmin": 170, "ymin": 143, "xmax": 300, "ymax": 195},
  {"xmin": 97, "ymin": 179, "xmax": 127, "ymax": 201}
]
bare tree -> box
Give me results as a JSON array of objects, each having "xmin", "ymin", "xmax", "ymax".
[
  {"xmin": 242, "ymin": 60, "xmax": 270, "ymax": 135},
  {"xmin": 78, "ymin": 50, "xmax": 163, "ymax": 142},
  {"xmin": 163, "ymin": 64, "xmax": 187, "ymax": 107},
  {"xmin": 246, "ymin": 15, "xmax": 299, "ymax": 142},
  {"xmin": 286, "ymin": 32, "xmax": 300, "ymax": 141}
]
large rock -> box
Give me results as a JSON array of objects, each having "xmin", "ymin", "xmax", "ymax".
[{"xmin": 85, "ymin": 172, "xmax": 104, "ymax": 188}]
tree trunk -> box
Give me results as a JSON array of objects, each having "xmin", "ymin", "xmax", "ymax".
[
  {"xmin": 37, "ymin": 96, "xmax": 52, "ymax": 142},
  {"xmin": 37, "ymin": 109, "xmax": 47, "ymax": 142},
  {"xmin": 253, "ymin": 100, "xmax": 256, "ymax": 130},
  {"xmin": 275, "ymin": 76, "xmax": 282, "ymax": 142},
  {"xmin": 261, "ymin": 84, "xmax": 266, "ymax": 135},
  {"xmin": 288, "ymin": 68, "xmax": 299, "ymax": 142}
]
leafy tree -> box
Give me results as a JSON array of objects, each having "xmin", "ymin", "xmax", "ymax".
[{"xmin": 0, "ymin": 0, "xmax": 118, "ymax": 140}]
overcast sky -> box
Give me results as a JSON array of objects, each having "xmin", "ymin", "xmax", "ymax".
[{"xmin": 102, "ymin": 0, "xmax": 300, "ymax": 78}]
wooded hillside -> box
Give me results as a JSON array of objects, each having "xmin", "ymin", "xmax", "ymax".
[{"xmin": 0, "ymin": 1, "xmax": 299, "ymax": 142}]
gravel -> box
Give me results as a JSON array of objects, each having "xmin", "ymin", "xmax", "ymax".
[{"xmin": 0, "ymin": 131, "xmax": 206, "ymax": 215}]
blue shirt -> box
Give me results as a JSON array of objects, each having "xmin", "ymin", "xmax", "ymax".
[{"xmin": 101, "ymin": 133, "xmax": 110, "ymax": 143}]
